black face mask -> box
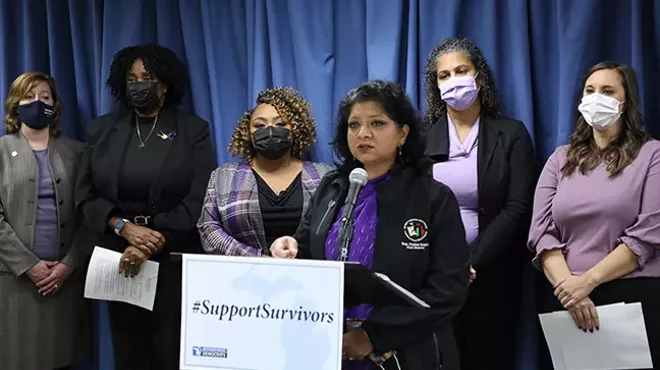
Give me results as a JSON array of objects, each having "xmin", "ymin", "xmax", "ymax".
[
  {"xmin": 126, "ymin": 81, "xmax": 160, "ymax": 113},
  {"xmin": 252, "ymin": 126, "xmax": 292, "ymax": 160},
  {"xmin": 19, "ymin": 100, "xmax": 55, "ymax": 130}
]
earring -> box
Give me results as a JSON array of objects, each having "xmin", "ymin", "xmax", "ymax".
[{"xmin": 398, "ymin": 146, "xmax": 402, "ymax": 156}]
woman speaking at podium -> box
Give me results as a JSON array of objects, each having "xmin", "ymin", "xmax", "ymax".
[{"xmin": 270, "ymin": 80, "xmax": 470, "ymax": 369}]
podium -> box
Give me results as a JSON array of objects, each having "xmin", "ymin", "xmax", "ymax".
[
  {"xmin": 343, "ymin": 262, "xmax": 429, "ymax": 309},
  {"xmin": 170, "ymin": 253, "xmax": 428, "ymax": 309},
  {"xmin": 174, "ymin": 254, "xmax": 427, "ymax": 370}
]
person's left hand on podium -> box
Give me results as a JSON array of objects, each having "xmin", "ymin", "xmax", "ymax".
[
  {"xmin": 342, "ymin": 328, "xmax": 373, "ymax": 361},
  {"xmin": 270, "ymin": 236, "xmax": 298, "ymax": 259}
]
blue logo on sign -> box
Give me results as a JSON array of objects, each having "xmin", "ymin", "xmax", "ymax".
[{"xmin": 192, "ymin": 346, "xmax": 227, "ymax": 358}]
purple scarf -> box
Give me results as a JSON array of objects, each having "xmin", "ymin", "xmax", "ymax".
[{"xmin": 325, "ymin": 173, "xmax": 389, "ymax": 370}]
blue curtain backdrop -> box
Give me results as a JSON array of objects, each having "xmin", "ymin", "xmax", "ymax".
[{"xmin": 1, "ymin": 0, "xmax": 659, "ymax": 369}]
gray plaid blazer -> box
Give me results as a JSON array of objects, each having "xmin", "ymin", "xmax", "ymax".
[{"xmin": 198, "ymin": 161, "xmax": 332, "ymax": 255}]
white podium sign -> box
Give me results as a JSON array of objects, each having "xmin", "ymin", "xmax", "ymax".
[{"xmin": 179, "ymin": 254, "xmax": 344, "ymax": 370}]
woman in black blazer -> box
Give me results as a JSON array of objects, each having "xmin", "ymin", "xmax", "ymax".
[
  {"xmin": 270, "ymin": 80, "xmax": 470, "ymax": 370},
  {"xmin": 75, "ymin": 44, "xmax": 216, "ymax": 370},
  {"xmin": 423, "ymin": 37, "xmax": 536, "ymax": 370}
]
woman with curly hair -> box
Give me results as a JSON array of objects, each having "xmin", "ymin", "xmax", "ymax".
[
  {"xmin": 270, "ymin": 80, "xmax": 469, "ymax": 370},
  {"xmin": 75, "ymin": 44, "xmax": 216, "ymax": 370},
  {"xmin": 424, "ymin": 37, "xmax": 536, "ymax": 370},
  {"xmin": 197, "ymin": 86, "xmax": 332, "ymax": 255}
]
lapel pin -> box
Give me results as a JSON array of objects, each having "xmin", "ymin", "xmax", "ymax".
[
  {"xmin": 11, "ymin": 151, "xmax": 17, "ymax": 157},
  {"xmin": 158, "ymin": 129, "xmax": 177, "ymax": 141}
]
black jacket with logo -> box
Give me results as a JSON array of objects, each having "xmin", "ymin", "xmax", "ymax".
[{"xmin": 294, "ymin": 165, "xmax": 470, "ymax": 369}]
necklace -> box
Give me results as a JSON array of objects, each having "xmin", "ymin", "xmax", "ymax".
[{"xmin": 136, "ymin": 115, "xmax": 159, "ymax": 149}]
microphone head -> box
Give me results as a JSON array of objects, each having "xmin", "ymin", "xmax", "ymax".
[{"xmin": 349, "ymin": 168, "xmax": 369, "ymax": 186}]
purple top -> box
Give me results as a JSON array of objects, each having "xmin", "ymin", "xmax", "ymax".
[
  {"xmin": 432, "ymin": 116, "xmax": 480, "ymax": 244},
  {"xmin": 325, "ymin": 173, "xmax": 388, "ymax": 370},
  {"xmin": 32, "ymin": 149, "xmax": 59, "ymax": 260},
  {"xmin": 528, "ymin": 141, "xmax": 660, "ymax": 278}
]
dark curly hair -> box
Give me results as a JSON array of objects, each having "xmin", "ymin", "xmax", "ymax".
[
  {"xmin": 424, "ymin": 37, "xmax": 501, "ymax": 124},
  {"xmin": 562, "ymin": 61, "xmax": 649, "ymax": 178},
  {"xmin": 228, "ymin": 87, "xmax": 317, "ymax": 161},
  {"xmin": 106, "ymin": 44, "xmax": 187, "ymax": 108},
  {"xmin": 333, "ymin": 80, "xmax": 430, "ymax": 174}
]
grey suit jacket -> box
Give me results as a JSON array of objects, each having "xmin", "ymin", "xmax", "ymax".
[
  {"xmin": 0, "ymin": 132, "xmax": 91, "ymax": 369},
  {"xmin": 0, "ymin": 133, "xmax": 88, "ymax": 274}
]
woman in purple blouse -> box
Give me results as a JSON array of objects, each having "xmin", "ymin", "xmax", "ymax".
[
  {"xmin": 271, "ymin": 80, "xmax": 470, "ymax": 370},
  {"xmin": 529, "ymin": 62, "xmax": 660, "ymax": 368},
  {"xmin": 424, "ymin": 37, "xmax": 536, "ymax": 370},
  {"xmin": 0, "ymin": 72, "xmax": 90, "ymax": 369}
]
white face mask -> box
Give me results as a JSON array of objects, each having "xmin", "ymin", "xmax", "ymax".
[{"xmin": 578, "ymin": 93, "xmax": 623, "ymax": 130}]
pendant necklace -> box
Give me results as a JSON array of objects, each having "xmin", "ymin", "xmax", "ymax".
[{"xmin": 136, "ymin": 115, "xmax": 159, "ymax": 149}]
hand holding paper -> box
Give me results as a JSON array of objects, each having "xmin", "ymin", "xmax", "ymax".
[
  {"xmin": 84, "ymin": 246, "xmax": 160, "ymax": 311},
  {"xmin": 567, "ymin": 297, "xmax": 599, "ymax": 332},
  {"xmin": 539, "ymin": 302, "xmax": 653, "ymax": 370}
]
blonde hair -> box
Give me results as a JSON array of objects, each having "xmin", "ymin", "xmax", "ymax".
[
  {"xmin": 3, "ymin": 72, "xmax": 62, "ymax": 137},
  {"xmin": 227, "ymin": 87, "xmax": 317, "ymax": 161}
]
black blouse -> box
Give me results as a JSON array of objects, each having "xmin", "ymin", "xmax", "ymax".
[
  {"xmin": 117, "ymin": 115, "xmax": 163, "ymax": 218},
  {"xmin": 253, "ymin": 170, "xmax": 303, "ymax": 247}
]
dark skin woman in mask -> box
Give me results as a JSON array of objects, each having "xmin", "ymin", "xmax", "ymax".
[
  {"xmin": 75, "ymin": 44, "xmax": 216, "ymax": 370},
  {"xmin": 197, "ymin": 87, "xmax": 332, "ymax": 256}
]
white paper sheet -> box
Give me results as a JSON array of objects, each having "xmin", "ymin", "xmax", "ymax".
[
  {"xmin": 84, "ymin": 246, "xmax": 160, "ymax": 311},
  {"xmin": 539, "ymin": 302, "xmax": 653, "ymax": 370}
]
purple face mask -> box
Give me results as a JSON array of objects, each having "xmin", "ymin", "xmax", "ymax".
[{"xmin": 438, "ymin": 75, "xmax": 479, "ymax": 111}]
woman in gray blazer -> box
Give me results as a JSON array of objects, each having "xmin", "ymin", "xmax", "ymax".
[{"xmin": 0, "ymin": 72, "xmax": 90, "ymax": 370}]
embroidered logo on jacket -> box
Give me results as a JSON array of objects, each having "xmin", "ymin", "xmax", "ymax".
[{"xmin": 402, "ymin": 218, "xmax": 429, "ymax": 250}]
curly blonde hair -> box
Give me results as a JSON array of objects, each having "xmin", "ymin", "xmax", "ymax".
[
  {"xmin": 3, "ymin": 72, "xmax": 62, "ymax": 137},
  {"xmin": 228, "ymin": 87, "xmax": 317, "ymax": 160}
]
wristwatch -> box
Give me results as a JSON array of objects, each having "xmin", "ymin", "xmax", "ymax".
[{"xmin": 113, "ymin": 219, "xmax": 130, "ymax": 236}]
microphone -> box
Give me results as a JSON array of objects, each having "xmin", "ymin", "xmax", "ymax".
[{"xmin": 337, "ymin": 168, "xmax": 369, "ymax": 261}]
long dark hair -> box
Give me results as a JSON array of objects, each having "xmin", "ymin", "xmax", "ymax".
[
  {"xmin": 332, "ymin": 80, "xmax": 430, "ymax": 174},
  {"xmin": 424, "ymin": 37, "xmax": 501, "ymax": 124},
  {"xmin": 561, "ymin": 62, "xmax": 649, "ymax": 178}
]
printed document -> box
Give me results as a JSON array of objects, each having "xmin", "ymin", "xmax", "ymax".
[
  {"xmin": 84, "ymin": 246, "xmax": 159, "ymax": 311},
  {"xmin": 539, "ymin": 302, "xmax": 652, "ymax": 369}
]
